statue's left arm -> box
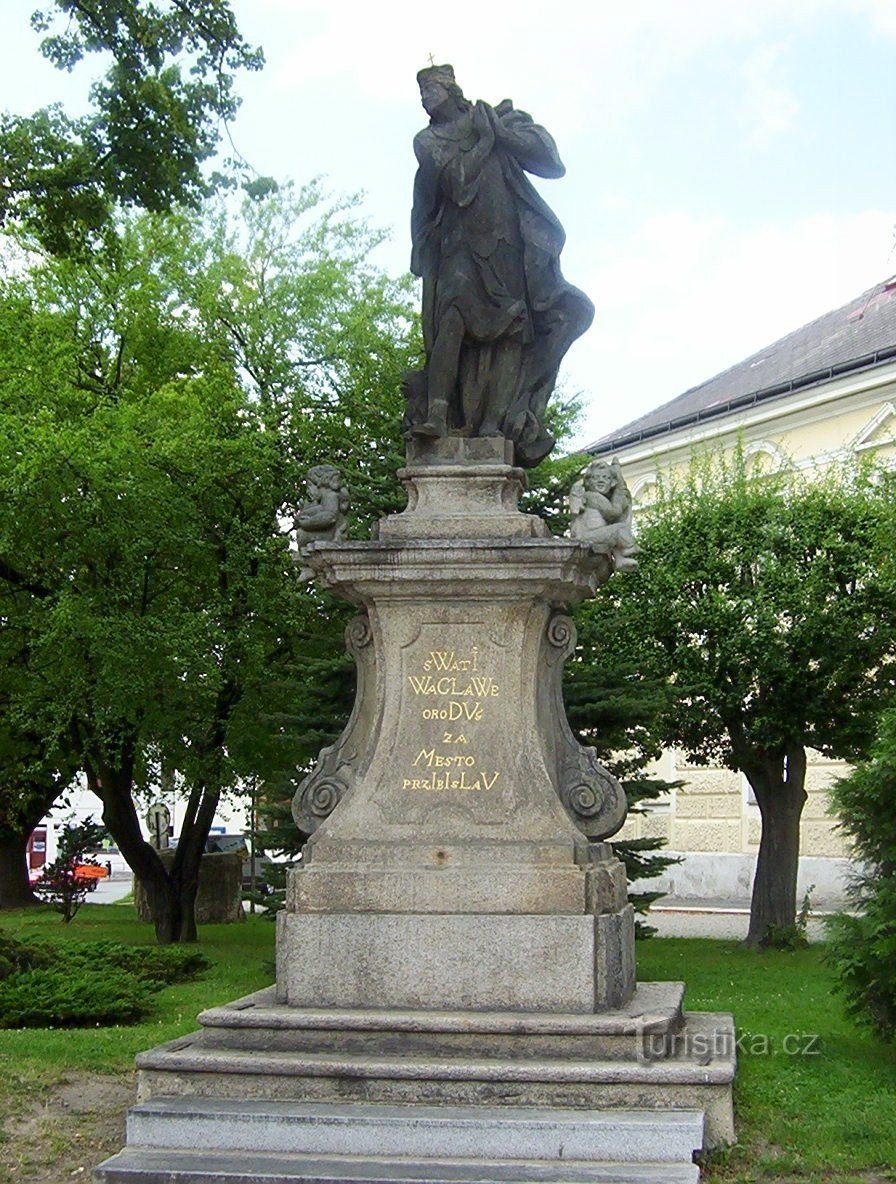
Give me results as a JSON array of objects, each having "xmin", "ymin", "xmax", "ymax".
[{"xmin": 489, "ymin": 103, "xmax": 565, "ymax": 179}]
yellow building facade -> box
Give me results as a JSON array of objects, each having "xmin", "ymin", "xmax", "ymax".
[{"xmin": 585, "ymin": 277, "xmax": 896, "ymax": 904}]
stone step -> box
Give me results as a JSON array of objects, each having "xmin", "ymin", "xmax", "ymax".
[
  {"xmin": 93, "ymin": 1147, "xmax": 701, "ymax": 1183},
  {"xmin": 136, "ymin": 1028, "xmax": 734, "ymax": 1088},
  {"xmin": 134, "ymin": 1012, "xmax": 735, "ymax": 1149},
  {"xmin": 195, "ymin": 986, "xmax": 686, "ymax": 1063},
  {"xmin": 126, "ymin": 1098, "xmax": 704, "ymax": 1163}
]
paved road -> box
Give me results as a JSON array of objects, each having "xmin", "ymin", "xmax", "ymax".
[{"xmin": 87, "ymin": 875, "xmax": 134, "ymax": 905}]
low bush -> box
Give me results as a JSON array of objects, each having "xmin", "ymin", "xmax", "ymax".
[
  {"xmin": 0, "ymin": 930, "xmax": 210, "ymax": 1028},
  {"xmin": 0, "ymin": 931, "xmax": 49, "ymax": 980},
  {"xmin": 0, "ymin": 965, "xmax": 152, "ymax": 1027},
  {"xmin": 55, "ymin": 940, "xmax": 211, "ymax": 986}
]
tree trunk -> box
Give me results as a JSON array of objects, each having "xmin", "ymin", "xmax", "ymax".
[
  {"xmin": 744, "ymin": 744, "xmax": 808, "ymax": 948},
  {"xmin": 0, "ymin": 828, "xmax": 39, "ymax": 909},
  {"xmin": 86, "ymin": 762, "xmax": 183, "ymax": 945},
  {"xmin": 88, "ymin": 759, "xmax": 223, "ymax": 944},
  {"xmin": 171, "ymin": 783, "xmax": 221, "ymax": 943},
  {"xmin": 138, "ymin": 865, "xmax": 183, "ymax": 945}
]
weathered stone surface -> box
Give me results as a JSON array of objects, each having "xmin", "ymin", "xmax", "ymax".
[
  {"xmin": 406, "ymin": 437, "xmax": 514, "ymax": 466},
  {"xmin": 286, "ymin": 864, "xmax": 591, "ymax": 916},
  {"xmin": 94, "ymin": 1146, "xmax": 701, "ymax": 1183},
  {"xmin": 594, "ymin": 907, "xmax": 636, "ymax": 1008},
  {"xmin": 377, "ymin": 439, "xmax": 548, "ymax": 541},
  {"xmin": 276, "ymin": 910, "xmax": 634, "ymax": 1012},
  {"xmin": 134, "ymin": 851, "xmax": 244, "ymax": 926},
  {"xmin": 133, "ymin": 1009, "xmax": 735, "ymax": 1148},
  {"xmin": 585, "ymin": 858, "xmax": 629, "ymax": 914},
  {"xmin": 290, "ymin": 540, "xmax": 624, "ymax": 857},
  {"xmin": 196, "ymin": 983, "xmax": 685, "ymax": 1062},
  {"xmin": 279, "ymin": 524, "xmax": 633, "ymax": 1016},
  {"xmin": 124, "ymin": 1098, "xmax": 704, "ymax": 1162}
]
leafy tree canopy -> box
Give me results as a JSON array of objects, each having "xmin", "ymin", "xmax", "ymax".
[
  {"xmin": 0, "ymin": 186, "xmax": 417, "ymax": 937},
  {"xmin": 579, "ymin": 451, "xmax": 896, "ymax": 944},
  {"xmin": 0, "ymin": 0, "xmax": 264, "ymax": 254}
]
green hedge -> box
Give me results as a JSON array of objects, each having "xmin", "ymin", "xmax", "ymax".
[
  {"xmin": 0, "ymin": 931, "xmax": 210, "ymax": 1028},
  {"xmin": 0, "ymin": 966, "xmax": 152, "ymax": 1027}
]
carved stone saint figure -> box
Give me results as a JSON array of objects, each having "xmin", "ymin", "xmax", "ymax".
[
  {"xmin": 293, "ymin": 465, "xmax": 349, "ymax": 576},
  {"xmin": 406, "ymin": 64, "xmax": 594, "ymax": 468},
  {"xmin": 569, "ymin": 458, "xmax": 639, "ymax": 571}
]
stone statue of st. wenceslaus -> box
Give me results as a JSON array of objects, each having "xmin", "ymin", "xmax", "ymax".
[{"xmin": 405, "ymin": 64, "xmax": 594, "ymax": 468}]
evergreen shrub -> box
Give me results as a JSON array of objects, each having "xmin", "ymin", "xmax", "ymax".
[
  {"xmin": 0, "ymin": 966, "xmax": 152, "ymax": 1027},
  {"xmin": 0, "ymin": 932, "xmax": 210, "ymax": 1027},
  {"xmin": 827, "ymin": 708, "xmax": 896, "ymax": 1041}
]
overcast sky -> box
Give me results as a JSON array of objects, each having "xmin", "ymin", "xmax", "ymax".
[{"xmin": 2, "ymin": 0, "xmax": 895, "ymax": 449}]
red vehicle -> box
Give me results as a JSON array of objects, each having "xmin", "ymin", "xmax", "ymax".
[
  {"xmin": 29, "ymin": 863, "xmax": 110, "ymax": 891},
  {"xmin": 73, "ymin": 864, "xmax": 109, "ymax": 891}
]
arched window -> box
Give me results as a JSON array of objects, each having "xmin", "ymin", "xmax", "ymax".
[{"xmin": 742, "ymin": 439, "xmax": 789, "ymax": 476}]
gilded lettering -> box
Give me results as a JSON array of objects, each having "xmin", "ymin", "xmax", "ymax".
[{"xmin": 403, "ymin": 768, "xmax": 501, "ymax": 791}]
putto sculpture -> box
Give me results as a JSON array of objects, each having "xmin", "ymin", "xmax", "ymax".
[
  {"xmin": 569, "ymin": 457, "xmax": 639, "ymax": 571},
  {"xmin": 405, "ymin": 64, "xmax": 594, "ymax": 467},
  {"xmin": 293, "ymin": 464, "xmax": 349, "ymax": 576}
]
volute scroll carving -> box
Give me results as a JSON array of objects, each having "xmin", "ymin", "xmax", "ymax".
[
  {"xmin": 291, "ymin": 613, "xmax": 376, "ymax": 835},
  {"xmin": 539, "ymin": 612, "xmax": 627, "ymax": 841}
]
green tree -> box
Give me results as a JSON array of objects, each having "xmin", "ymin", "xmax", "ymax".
[
  {"xmin": 827, "ymin": 706, "xmax": 896, "ymax": 1040},
  {"xmin": 0, "ymin": 190, "xmax": 416, "ymax": 941},
  {"xmin": 32, "ymin": 815, "xmax": 107, "ymax": 922},
  {"xmin": 593, "ymin": 455, "xmax": 896, "ymax": 947},
  {"xmin": 0, "ymin": 728, "xmax": 79, "ymax": 910},
  {"xmin": 525, "ymin": 414, "xmax": 681, "ymax": 933},
  {"xmin": 0, "ymin": 0, "xmax": 264, "ymax": 255},
  {"xmin": 565, "ymin": 602, "xmax": 681, "ymax": 935}
]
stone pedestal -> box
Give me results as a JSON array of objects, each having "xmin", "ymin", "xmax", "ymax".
[
  {"xmin": 95, "ymin": 438, "xmax": 735, "ymax": 1183},
  {"xmin": 134, "ymin": 852, "xmax": 244, "ymax": 926},
  {"xmin": 281, "ymin": 467, "xmax": 632, "ymax": 1011}
]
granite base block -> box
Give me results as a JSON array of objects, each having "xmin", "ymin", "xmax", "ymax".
[
  {"xmin": 286, "ymin": 864, "xmax": 598, "ymax": 916},
  {"xmin": 124, "ymin": 1098, "xmax": 704, "ymax": 1163},
  {"xmin": 94, "ymin": 1147, "xmax": 701, "ymax": 1183},
  {"xmin": 276, "ymin": 909, "xmax": 635, "ymax": 1012},
  {"xmin": 196, "ymin": 983, "xmax": 685, "ymax": 1062}
]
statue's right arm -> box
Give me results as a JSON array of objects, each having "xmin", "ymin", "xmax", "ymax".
[
  {"xmin": 411, "ymin": 133, "xmax": 440, "ymax": 277},
  {"xmin": 588, "ymin": 490, "xmax": 618, "ymax": 520},
  {"xmin": 436, "ymin": 104, "xmax": 495, "ymax": 207},
  {"xmin": 297, "ymin": 490, "xmax": 340, "ymax": 529},
  {"xmin": 569, "ymin": 480, "xmax": 585, "ymax": 518}
]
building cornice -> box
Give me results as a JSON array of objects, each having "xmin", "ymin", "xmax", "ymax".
[{"xmin": 590, "ymin": 359, "xmax": 896, "ymax": 467}]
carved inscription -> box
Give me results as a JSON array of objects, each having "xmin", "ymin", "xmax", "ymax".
[{"xmin": 403, "ymin": 646, "xmax": 501, "ymax": 791}]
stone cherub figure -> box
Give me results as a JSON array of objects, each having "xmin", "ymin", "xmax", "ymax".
[
  {"xmin": 569, "ymin": 458, "xmax": 639, "ymax": 571},
  {"xmin": 404, "ymin": 63, "xmax": 594, "ymax": 468},
  {"xmin": 293, "ymin": 464, "xmax": 350, "ymax": 578}
]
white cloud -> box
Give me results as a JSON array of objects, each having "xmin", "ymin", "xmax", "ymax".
[
  {"xmin": 738, "ymin": 42, "xmax": 800, "ymax": 148},
  {"xmin": 848, "ymin": 0, "xmax": 896, "ymax": 38},
  {"xmin": 242, "ymin": 0, "xmax": 844, "ymax": 136},
  {"xmin": 573, "ymin": 208, "xmax": 896, "ymax": 446}
]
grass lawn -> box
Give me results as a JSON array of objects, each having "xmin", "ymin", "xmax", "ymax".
[
  {"xmin": 638, "ymin": 938, "xmax": 896, "ymax": 1183},
  {"xmin": 0, "ymin": 905, "xmax": 893, "ymax": 1183},
  {"xmin": 0, "ymin": 901, "xmax": 275, "ymax": 1182}
]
